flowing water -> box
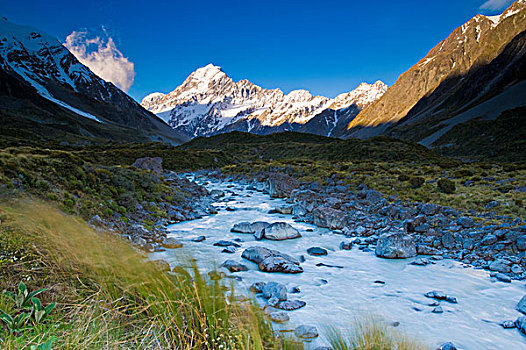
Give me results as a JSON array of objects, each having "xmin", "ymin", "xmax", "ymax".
[{"xmin": 151, "ymin": 177, "xmax": 526, "ymax": 349}]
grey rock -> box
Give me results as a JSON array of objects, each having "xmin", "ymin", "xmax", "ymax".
[
  {"xmin": 259, "ymin": 256, "xmax": 303, "ymax": 274},
  {"xmin": 457, "ymin": 217, "xmax": 475, "ymax": 228},
  {"xmin": 425, "ymin": 291, "xmax": 457, "ymax": 303},
  {"xmin": 294, "ymin": 325, "xmax": 319, "ymax": 339},
  {"xmin": 411, "ymin": 258, "xmax": 430, "ymax": 266},
  {"xmin": 161, "ymin": 237, "xmax": 183, "ymax": 249},
  {"xmin": 340, "ymin": 241, "xmax": 353, "ymax": 250},
  {"xmin": 421, "ymin": 203, "xmax": 440, "ymax": 216},
  {"xmin": 267, "ymin": 173, "xmax": 299, "ymax": 198},
  {"xmin": 274, "ymin": 206, "xmax": 293, "ymax": 214},
  {"xmin": 192, "ymin": 235, "xmax": 206, "ymax": 242},
  {"xmin": 221, "ymin": 260, "xmax": 248, "ymax": 273},
  {"xmin": 500, "ymin": 320, "xmax": 516, "ymax": 329},
  {"xmin": 375, "ymin": 231, "xmax": 417, "ymax": 259},
  {"xmin": 517, "ymin": 235, "xmax": 526, "ymax": 251},
  {"xmin": 480, "ymin": 235, "xmax": 497, "ymax": 246},
  {"xmin": 262, "ymin": 282, "xmax": 288, "ymax": 301},
  {"xmin": 267, "ymin": 296, "xmax": 279, "ymax": 307},
  {"xmin": 214, "ymin": 240, "xmax": 241, "ymax": 248},
  {"xmin": 263, "ymin": 222, "xmax": 301, "ymax": 240},
  {"xmin": 307, "ymin": 247, "xmax": 328, "ymax": 256},
  {"xmin": 494, "ymin": 273, "xmax": 511, "ymax": 283},
  {"xmin": 365, "ymin": 189, "xmax": 384, "ymax": 204},
  {"xmin": 436, "ymin": 342, "xmax": 457, "ymax": 350},
  {"xmin": 511, "ymin": 264, "xmax": 524, "ymax": 274},
  {"xmin": 242, "ymin": 246, "xmax": 299, "ymax": 265},
  {"xmin": 441, "ymin": 233, "xmax": 456, "ymax": 249},
  {"xmin": 270, "ymin": 311, "xmax": 289, "ymax": 323},
  {"xmin": 312, "ymin": 207, "xmax": 347, "ymax": 229},
  {"xmin": 489, "ymin": 259, "xmax": 511, "ymax": 273},
  {"xmin": 132, "ymin": 157, "xmax": 162, "ymax": 175},
  {"xmin": 516, "ymin": 316, "xmax": 526, "ymax": 334},
  {"xmin": 432, "ymin": 306, "xmax": 444, "ymax": 313},
  {"xmin": 222, "ymin": 247, "xmax": 237, "ymax": 254},
  {"xmin": 250, "ymin": 282, "xmax": 266, "ymax": 293},
  {"xmin": 231, "ymin": 222, "xmax": 253, "ymax": 233},
  {"xmin": 274, "ymin": 299, "xmax": 306, "ymax": 310}
]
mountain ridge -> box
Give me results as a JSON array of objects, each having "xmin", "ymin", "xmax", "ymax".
[{"xmin": 140, "ymin": 64, "xmax": 387, "ymax": 137}]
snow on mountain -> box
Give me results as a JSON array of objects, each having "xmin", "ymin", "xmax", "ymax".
[
  {"xmin": 141, "ymin": 64, "xmax": 386, "ymax": 137},
  {"xmin": 0, "ymin": 17, "xmax": 188, "ymax": 144}
]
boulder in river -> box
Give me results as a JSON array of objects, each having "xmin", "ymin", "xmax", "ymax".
[
  {"xmin": 231, "ymin": 222, "xmax": 253, "ymax": 233},
  {"xmin": 275, "ymin": 299, "xmax": 306, "ymax": 310},
  {"xmin": 263, "ymin": 222, "xmax": 301, "ymax": 240},
  {"xmin": 294, "ymin": 325, "xmax": 319, "ymax": 339},
  {"xmin": 221, "ymin": 260, "xmax": 248, "ymax": 273},
  {"xmin": 436, "ymin": 342, "xmax": 457, "ymax": 350},
  {"xmin": 375, "ymin": 231, "xmax": 417, "ymax": 259},
  {"xmin": 161, "ymin": 237, "xmax": 183, "ymax": 249},
  {"xmin": 192, "ymin": 235, "xmax": 206, "ymax": 242},
  {"xmin": 307, "ymin": 247, "xmax": 328, "ymax": 256},
  {"xmin": 270, "ymin": 311, "xmax": 289, "ymax": 323},
  {"xmin": 259, "ymin": 256, "xmax": 303, "ymax": 273},
  {"xmin": 267, "ymin": 172, "xmax": 299, "ymax": 198},
  {"xmin": 262, "ymin": 282, "xmax": 288, "ymax": 301},
  {"xmin": 242, "ymin": 246, "xmax": 299, "ymax": 265},
  {"xmin": 249, "ymin": 282, "xmax": 266, "ymax": 293},
  {"xmin": 274, "ymin": 206, "xmax": 293, "ymax": 214},
  {"xmin": 311, "ymin": 207, "xmax": 347, "ymax": 229},
  {"xmin": 425, "ymin": 291, "xmax": 457, "ymax": 303},
  {"xmin": 214, "ymin": 240, "xmax": 241, "ymax": 248}
]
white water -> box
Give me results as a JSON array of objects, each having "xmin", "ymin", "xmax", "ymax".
[{"xmin": 151, "ymin": 178, "xmax": 526, "ymax": 349}]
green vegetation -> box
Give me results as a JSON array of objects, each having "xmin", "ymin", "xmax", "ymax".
[
  {"xmin": 325, "ymin": 317, "xmax": 427, "ymax": 350},
  {"xmin": 0, "ymin": 200, "xmax": 300, "ymax": 349}
]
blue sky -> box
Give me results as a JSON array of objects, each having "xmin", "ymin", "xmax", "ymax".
[{"xmin": 0, "ymin": 0, "xmax": 514, "ymax": 100}]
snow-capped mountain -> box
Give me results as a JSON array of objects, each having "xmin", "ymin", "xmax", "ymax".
[
  {"xmin": 0, "ymin": 17, "xmax": 187, "ymax": 144},
  {"xmin": 141, "ymin": 64, "xmax": 386, "ymax": 137}
]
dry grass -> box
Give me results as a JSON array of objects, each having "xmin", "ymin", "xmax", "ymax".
[
  {"xmin": 325, "ymin": 316, "xmax": 429, "ymax": 350},
  {"xmin": 0, "ymin": 199, "xmax": 298, "ymax": 349}
]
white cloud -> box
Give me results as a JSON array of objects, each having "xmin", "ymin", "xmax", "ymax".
[
  {"xmin": 480, "ymin": 0, "xmax": 514, "ymax": 10},
  {"xmin": 64, "ymin": 30, "xmax": 135, "ymax": 92}
]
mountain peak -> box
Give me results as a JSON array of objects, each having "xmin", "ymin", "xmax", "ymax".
[{"xmin": 189, "ymin": 64, "xmax": 225, "ymax": 81}]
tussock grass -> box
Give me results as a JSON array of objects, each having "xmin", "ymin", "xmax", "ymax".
[
  {"xmin": 325, "ymin": 316, "xmax": 428, "ymax": 350},
  {"xmin": 0, "ymin": 200, "xmax": 298, "ymax": 349}
]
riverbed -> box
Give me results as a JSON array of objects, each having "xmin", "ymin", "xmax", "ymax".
[{"xmin": 150, "ymin": 177, "xmax": 526, "ymax": 349}]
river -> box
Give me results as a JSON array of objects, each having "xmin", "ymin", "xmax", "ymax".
[{"xmin": 151, "ymin": 177, "xmax": 526, "ymax": 349}]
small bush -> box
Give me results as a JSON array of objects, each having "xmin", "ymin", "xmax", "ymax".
[
  {"xmin": 438, "ymin": 178, "xmax": 456, "ymax": 194},
  {"xmin": 398, "ymin": 174, "xmax": 410, "ymax": 182},
  {"xmin": 409, "ymin": 176, "xmax": 425, "ymax": 189}
]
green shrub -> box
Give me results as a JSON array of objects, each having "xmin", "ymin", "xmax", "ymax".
[
  {"xmin": 438, "ymin": 178, "xmax": 456, "ymax": 194},
  {"xmin": 409, "ymin": 176, "xmax": 425, "ymax": 189}
]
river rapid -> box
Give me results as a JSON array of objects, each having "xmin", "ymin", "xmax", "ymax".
[{"xmin": 150, "ymin": 177, "xmax": 526, "ymax": 349}]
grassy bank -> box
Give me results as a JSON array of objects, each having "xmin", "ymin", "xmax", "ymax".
[{"xmin": 0, "ymin": 200, "xmax": 295, "ymax": 349}]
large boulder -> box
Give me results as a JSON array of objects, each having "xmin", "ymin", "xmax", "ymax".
[
  {"xmin": 375, "ymin": 231, "xmax": 417, "ymax": 259},
  {"xmin": 231, "ymin": 222, "xmax": 253, "ymax": 233},
  {"xmin": 221, "ymin": 260, "xmax": 248, "ymax": 273},
  {"xmin": 311, "ymin": 207, "xmax": 347, "ymax": 229},
  {"xmin": 267, "ymin": 173, "xmax": 299, "ymax": 198},
  {"xmin": 262, "ymin": 282, "xmax": 288, "ymax": 301},
  {"xmin": 263, "ymin": 222, "xmax": 301, "ymax": 241},
  {"xmin": 259, "ymin": 256, "xmax": 303, "ymax": 273},
  {"xmin": 161, "ymin": 237, "xmax": 183, "ymax": 249},
  {"xmin": 274, "ymin": 299, "xmax": 306, "ymax": 310},
  {"xmin": 294, "ymin": 325, "xmax": 319, "ymax": 339},
  {"xmin": 242, "ymin": 246, "xmax": 300, "ymax": 265},
  {"xmin": 132, "ymin": 157, "xmax": 163, "ymax": 175}
]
